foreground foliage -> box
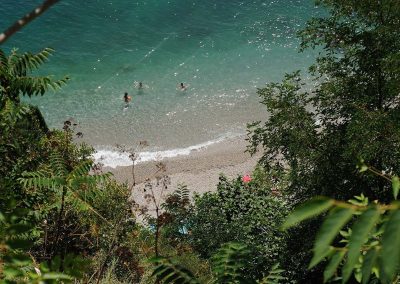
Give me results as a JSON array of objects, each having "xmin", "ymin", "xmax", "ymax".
[
  {"xmin": 247, "ymin": 0, "xmax": 400, "ymax": 281},
  {"xmin": 2, "ymin": 0, "xmax": 400, "ymax": 283},
  {"xmin": 283, "ymin": 163, "xmax": 400, "ymax": 284},
  {"xmin": 151, "ymin": 243, "xmax": 286, "ymax": 284},
  {"xmin": 158, "ymin": 174, "xmax": 289, "ymax": 280}
]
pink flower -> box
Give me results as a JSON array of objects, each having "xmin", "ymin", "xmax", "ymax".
[{"xmin": 242, "ymin": 174, "xmax": 252, "ymax": 183}]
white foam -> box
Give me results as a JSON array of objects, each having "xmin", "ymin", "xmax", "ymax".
[{"xmin": 93, "ymin": 136, "xmax": 231, "ymax": 169}]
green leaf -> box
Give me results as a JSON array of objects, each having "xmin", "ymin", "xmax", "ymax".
[
  {"xmin": 323, "ymin": 250, "xmax": 345, "ymax": 283},
  {"xmin": 311, "ymin": 207, "xmax": 354, "ymax": 268},
  {"xmin": 361, "ymin": 248, "xmax": 378, "ymax": 284},
  {"xmin": 2, "ymin": 266, "xmax": 23, "ymax": 278},
  {"xmin": 356, "ymin": 159, "xmax": 368, "ymax": 173},
  {"xmin": 282, "ymin": 197, "xmax": 334, "ymax": 229},
  {"xmin": 7, "ymin": 223, "xmax": 31, "ymax": 234},
  {"xmin": 212, "ymin": 242, "xmax": 251, "ymax": 283},
  {"xmin": 150, "ymin": 257, "xmax": 200, "ymax": 284},
  {"xmin": 259, "ymin": 263, "xmax": 286, "ymax": 284},
  {"xmin": 392, "ymin": 176, "xmax": 400, "ymax": 200},
  {"xmin": 380, "ymin": 209, "xmax": 400, "ymax": 281},
  {"xmin": 342, "ymin": 206, "xmax": 380, "ymax": 283},
  {"xmin": 6, "ymin": 239, "xmax": 32, "ymax": 250}
]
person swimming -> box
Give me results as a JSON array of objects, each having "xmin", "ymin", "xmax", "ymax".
[
  {"xmin": 124, "ymin": 92, "xmax": 131, "ymax": 103},
  {"xmin": 133, "ymin": 81, "xmax": 149, "ymax": 90},
  {"xmin": 179, "ymin": 82, "xmax": 188, "ymax": 91},
  {"xmin": 123, "ymin": 92, "xmax": 132, "ymax": 110}
]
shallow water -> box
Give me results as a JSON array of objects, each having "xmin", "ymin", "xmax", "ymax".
[{"xmin": 1, "ymin": 0, "xmax": 319, "ymax": 164}]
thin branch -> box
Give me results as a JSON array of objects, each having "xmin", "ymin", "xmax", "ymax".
[{"xmin": 0, "ymin": 0, "xmax": 60, "ymax": 45}]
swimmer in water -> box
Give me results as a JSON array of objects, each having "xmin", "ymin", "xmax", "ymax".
[
  {"xmin": 124, "ymin": 92, "xmax": 131, "ymax": 103},
  {"xmin": 134, "ymin": 81, "xmax": 149, "ymax": 90},
  {"xmin": 123, "ymin": 92, "xmax": 132, "ymax": 109},
  {"xmin": 179, "ymin": 82, "xmax": 188, "ymax": 91}
]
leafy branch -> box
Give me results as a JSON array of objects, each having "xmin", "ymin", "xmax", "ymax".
[{"xmin": 283, "ymin": 167, "xmax": 400, "ymax": 283}]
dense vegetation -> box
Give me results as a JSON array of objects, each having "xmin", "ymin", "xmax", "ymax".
[{"xmin": 1, "ymin": 0, "xmax": 399, "ymax": 283}]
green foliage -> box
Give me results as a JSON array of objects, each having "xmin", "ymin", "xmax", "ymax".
[
  {"xmin": 19, "ymin": 151, "xmax": 112, "ymax": 223},
  {"xmin": 0, "ymin": 48, "xmax": 68, "ymax": 103},
  {"xmin": 0, "ymin": 202, "xmax": 79, "ymax": 283},
  {"xmin": 247, "ymin": 1, "xmax": 400, "ymax": 281},
  {"xmin": 248, "ymin": 0, "xmax": 400, "ymax": 202},
  {"xmin": 391, "ymin": 176, "xmax": 400, "ymax": 200},
  {"xmin": 284, "ymin": 193, "xmax": 400, "ymax": 283},
  {"xmin": 258, "ymin": 264, "xmax": 285, "ymax": 284},
  {"xmin": 160, "ymin": 184, "xmax": 192, "ymax": 243},
  {"xmin": 0, "ymin": 46, "xmax": 138, "ymax": 283},
  {"xmin": 150, "ymin": 257, "xmax": 200, "ymax": 284},
  {"xmin": 185, "ymin": 175, "xmax": 288, "ymax": 278},
  {"xmin": 0, "ymin": 48, "xmax": 72, "ymax": 215},
  {"xmin": 150, "ymin": 242, "xmax": 285, "ymax": 284},
  {"xmin": 211, "ymin": 243, "xmax": 252, "ymax": 284},
  {"xmin": 282, "ymin": 197, "xmax": 334, "ymax": 229}
]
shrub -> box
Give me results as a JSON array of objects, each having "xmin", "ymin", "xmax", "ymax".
[{"xmin": 185, "ymin": 175, "xmax": 288, "ymax": 278}]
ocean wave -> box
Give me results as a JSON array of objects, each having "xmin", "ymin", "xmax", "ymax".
[{"xmin": 93, "ymin": 136, "xmax": 230, "ymax": 168}]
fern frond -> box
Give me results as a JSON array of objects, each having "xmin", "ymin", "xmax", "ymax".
[
  {"xmin": 7, "ymin": 48, "xmax": 19, "ymax": 69},
  {"xmin": 19, "ymin": 175, "xmax": 65, "ymax": 190},
  {"xmin": 69, "ymin": 160, "xmax": 93, "ymax": 178},
  {"xmin": 150, "ymin": 257, "xmax": 200, "ymax": 284},
  {"xmin": 0, "ymin": 99, "xmax": 29, "ymax": 128},
  {"xmin": 11, "ymin": 48, "xmax": 54, "ymax": 76},
  {"xmin": 69, "ymin": 172, "xmax": 112, "ymax": 188},
  {"xmin": 0, "ymin": 49, "xmax": 9, "ymax": 70},
  {"xmin": 48, "ymin": 152, "xmax": 68, "ymax": 177},
  {"xmin": 12, "ymin": 76, "xmax": 69, "ymax": 97},
  {"xmin": 258, "ymin": 264, "xmax": 285, "ymax": 284},
  {"xmin": 212, "ymin": 242, "xmax": 253, "ymax": 284},
  {"xmin": 177, "ymin": 184, "xmax": 190, "ymax": 203}
]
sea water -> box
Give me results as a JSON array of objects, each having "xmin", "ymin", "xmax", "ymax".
[{"xmin": 1, "ymin": 0, "xmax": 320, "ymax": 167}]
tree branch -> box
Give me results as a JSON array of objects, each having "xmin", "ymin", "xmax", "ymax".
[{"xmin": 0, "ymin": 0, "xmax": 60, "ymax": 45}]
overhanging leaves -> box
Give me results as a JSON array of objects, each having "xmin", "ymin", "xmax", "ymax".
[
  {"xmin": 310, "ymin": 207, "xmax": 354, "ymax": 268},
  {"xmin": 282, "ymin": 197, "xmax": 334, "ymax": 229}
]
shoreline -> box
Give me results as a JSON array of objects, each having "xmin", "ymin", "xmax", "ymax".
[{"xmin": 106, "ymin": 136, "xmax": 261, "ymax": 208}]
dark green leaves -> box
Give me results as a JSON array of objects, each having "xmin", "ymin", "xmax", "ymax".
[
  {"xmin": 310, "ymin": 207, "xmax": 354, "ymax": 268},
  {"xmin": 283, "ymin": 195, "xmax": 400, "ymax": 283},
  {"xmin": 150, "ymin": 257, "xmax": 200, "ymax": 284},
  {"xmin": 259, "ymin": 264, "xmax": 286, "ymax": 284},
  {"xmin": 0, "ymin": 47, "xmax": 69, "ymax": 101},
  {"xmin": 380, "ymin": 209, "xmax": 400, "ymax": 281},
  {"xmin": 392, "ymin": 176, "xmax": 400, "ymax": 200},
  {"xmin": 150, "ymin": 244, "xmax": 286, "ymax": 284},
  {"xmin": 323, "ymin": 250, "xmax": 345, "ymax": 283},
  {"xmin": 212, "ymin": 242, "xmax": 252, "ymax": 284},
  {"xmin": 342, "ymin": 206, "xmax": 380, "ymax": 283},
  {"xmin": 361, "ymin": 248, "xmax": 378, "ymax": 284},
  {"xmin": 282, "ymin": 197, "xmax": 334, "ymax": 229}
]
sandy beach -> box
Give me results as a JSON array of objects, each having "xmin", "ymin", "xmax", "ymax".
[{"xmin": 107, "ymin": 136, "xmax": 261, "ymax": 209}]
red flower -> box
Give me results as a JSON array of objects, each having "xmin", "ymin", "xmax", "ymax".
[{"xmin": 242, "ymin": 174, "xmax": 252, "ymax": 183}]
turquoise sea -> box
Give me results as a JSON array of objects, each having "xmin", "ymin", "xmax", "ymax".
[{"xmin": 1, "ymin": 0, "xmax": 319, "ymax": 167}]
